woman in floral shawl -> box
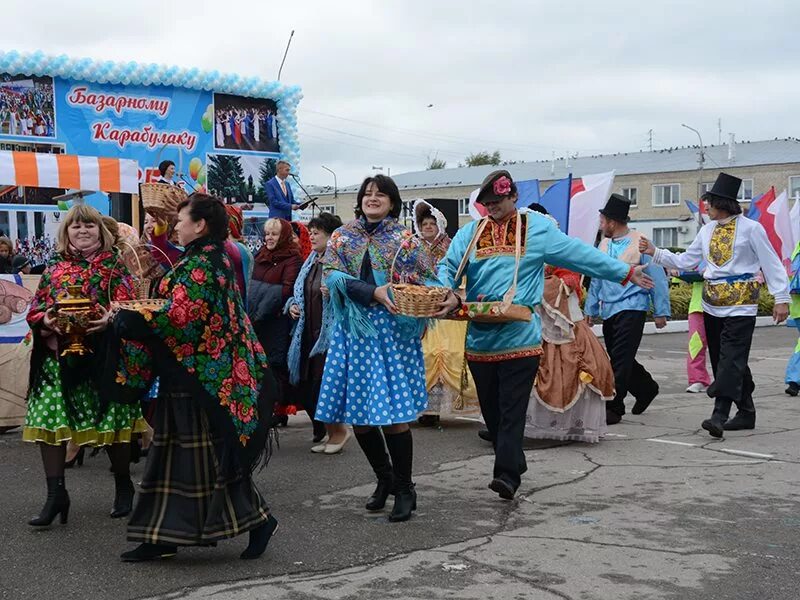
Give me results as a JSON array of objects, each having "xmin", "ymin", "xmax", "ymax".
[
  {"xmin": 23, "ymin": 204, "xmax": 147, "ymax": 528},
  {"xmin": 113, "ymin": 194, "xmax": 278, "ymax": 562},
  {"xmin": 315, "ymin": 175, "xmax": 449, "ymax": 522}
]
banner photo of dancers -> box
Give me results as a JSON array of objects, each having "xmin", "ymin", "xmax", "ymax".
[
  {"xmin": 213, "ymin": 93, "xmax": 279, "ymax": 154},
  {"xmin": 0, "ymin": 74, "xmax": 56, "ymax": 139}
]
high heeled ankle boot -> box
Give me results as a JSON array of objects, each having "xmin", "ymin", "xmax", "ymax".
[
  {"xmin": 110, "ymin": 473, "xmax": 135, "ymax": 519},
  {"xmin": 240, "ymin": 515, "xmax": 279, "ymax": 559},
  {"xmin": 29, "ymin": 476, "xmax": 70, "ymax": 527},
  {"xmin": 355, "ymin": 428, "xmax": 394, "ymax": 511},
  {"xmin": 385, "ymin": 430, "xmax": 416, "ymax": 522}
]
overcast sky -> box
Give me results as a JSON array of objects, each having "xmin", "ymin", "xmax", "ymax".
[{"xmin": 3, "ymin": 0, "xmax": 797, "ymax": 187}]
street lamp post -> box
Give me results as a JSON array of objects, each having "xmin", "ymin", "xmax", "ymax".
[
  {"xmin": 321, "ymin": 165, "xmax": 337, "ymax": 198},
  {"xmin": 682, "ymin": 123, "xmax": 705, "ymax": 232}
]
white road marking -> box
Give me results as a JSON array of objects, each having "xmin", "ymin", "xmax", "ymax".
[
  {"xmin": 604, "ymin": 433, "xmax": 628, "ymax": 438},
  {"xmin": 716, "ymin": 448, "xmax": 775, "ymax": 459},
  {"xmin": 646, "ymin": 438, "xmax": 697, "ymax": 447}
]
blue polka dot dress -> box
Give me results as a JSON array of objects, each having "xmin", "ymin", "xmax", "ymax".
[{"xmin": 315, "ymin": 305, "xmax": 428, "ymax": 425}]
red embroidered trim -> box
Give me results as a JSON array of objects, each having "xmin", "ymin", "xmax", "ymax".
[
  {"xmin": 621, "ymin": 265, "xmax": 634, "ymax": 286},
  {"xmin": 466, "ymin": 346, "xmax": 544, "ymax": 363}
]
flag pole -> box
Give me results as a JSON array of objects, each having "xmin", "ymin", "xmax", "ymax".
[{"xmin": 565, "ymin": 173, "xmax": 573, "ymax": 235}]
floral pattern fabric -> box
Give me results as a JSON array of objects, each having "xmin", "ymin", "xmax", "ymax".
[
  {"xmin": 708, "ymin": 219, "xmax": 737, "ymax": 267},
  {"xmin": 120, "ymin": 239, "xmax": 269, "ymax": 445}
]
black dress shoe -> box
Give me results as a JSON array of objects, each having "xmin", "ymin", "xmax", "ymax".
[
  {"xmin": 722, "ymin": 412, "xmax": 755, "ymax": 431},
  {"xmin": 488, "ymin": 477, "xmax": 516, "ymax": 500},
  {"xmin": 606, "ymin": 409, "xmax": 622, "ymax": 425},
  {"xmin": 120, "ymin": 543, "xmax": 178, "ymax": 562},
  {"xmin": 240, "ymin": 515, "xmax": 279, "ymax": 559},
  {"xmin": 478, "ymin": 429, "xmax": 493, "ymax": 442},
  {"xmin": 786, "ymin": 382, "xmax": 799, "ymax": 397},
  {"xmin": 632, "ymin": 385, "xmax": 658, "ymax": 415},
  {"xmin": 701, "ymin": 417, "xmax": 725, "ymax": 438}
]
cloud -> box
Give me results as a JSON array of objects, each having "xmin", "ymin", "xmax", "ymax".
[{"xmin": 1, "ymin": 0, "xmax": 796, "ymax": 186}]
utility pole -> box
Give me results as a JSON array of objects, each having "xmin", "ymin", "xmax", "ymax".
[
  {"xmin": 682, "ymin": 123, "xmax": 705, "ymax": 233},
  {"xmin": 321, "ymin": 165, "xmax": 337, "ymax": 198},
  {"xmin": 648, "ymin": 129, "xmax": 653, "ymax": 152},
  {"xmin": 718, "ymin": 118, "xmax": 722, "ymax": 145}
]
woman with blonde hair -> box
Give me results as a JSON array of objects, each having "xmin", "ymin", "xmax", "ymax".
[
  {"xmin": 23, "ymin": 204, "xmax": 146, "ymax": 527},
  {"xmin": 248, "ymin": 218, "xmax": 303, "ymax": 425}
]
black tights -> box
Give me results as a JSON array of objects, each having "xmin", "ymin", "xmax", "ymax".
[{"xmin": 38, "ymin": 442, "xmax": 132, "ymax": 478}]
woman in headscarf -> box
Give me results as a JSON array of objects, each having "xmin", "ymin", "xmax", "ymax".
[
  {"xmin": 291, "ymin": 221, "xmax": 312, "ymax": 260},
  {"xmin": 224, "ymin": 204, "xmax": 254, "ymax": 305},
  {"xmin": 113, "ymin": 193, "xmax": 278, "ymax": 562},
  {"xmin": 315, "ymin": 176, "xmax": 449, "ymax": 522},
  {"xmin": 23, "ymin": 204, "xmax": 146, "ymax": 527},
  {"xmin": 248, "ymin": 218, "xmax": 303, "ymax": 426},
  {"xmin": 286, "ymin": 212, "xmax": 350, "ymax": 451},
  {"xmin": 413, "ymin": 200, "xmax": 480, "ymax": 427}
]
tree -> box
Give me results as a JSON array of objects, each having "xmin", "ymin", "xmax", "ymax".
[
  {"xmin": 207, "ymin": 154, "xmax": 246, "ymax": 201},
  {"xmin": 463, "ymin": 150, "xmax": 502, "ymax": 167},
  {"xmin": 257, "ymin": 158, "xmax": 277, "ymax": 205},
  {"xmin": 426, "ymin": 155, "xmax": 447, "ymax": 170}
]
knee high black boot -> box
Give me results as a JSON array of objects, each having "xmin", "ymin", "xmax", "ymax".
[
  {"xmin": 384, "ymin": 429, "xmax": 416, "ymax": 522},
  {"xmin": 354, "ymin": 428, "xmax": 394, "ymax": 511},
  {"xmin": 29, "ymin": 476, "xmax": 70, "ymax": 527},
  {"xmin": 109, "ymin": 443, "xmax": 135, "ymax": 519}
]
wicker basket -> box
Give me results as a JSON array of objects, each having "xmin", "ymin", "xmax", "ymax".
[
  {"xmin": 392, "ymin": 283, "xmax": 448, "ymax": 317},
  {"xmin": 140, "ymin": 182, "xmax": 187, "ymax": 218}
]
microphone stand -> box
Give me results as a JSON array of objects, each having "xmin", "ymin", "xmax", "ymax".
[{"xmin": 289, "ymin": 173, "xmax": 320, "ymax": 217}]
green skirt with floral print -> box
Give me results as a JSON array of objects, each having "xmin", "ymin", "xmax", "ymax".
[{"xmin": 23, "ymin": 355, "xmax": 147, "ymax": 446}]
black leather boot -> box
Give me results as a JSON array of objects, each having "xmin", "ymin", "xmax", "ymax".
[
  {"xmin": 702, "ymin": 396, "xmax": 732, "ymax": 438},
  {"xmin": 632, "ymin": 381, "xmax": 659, "ymax": 415},
  {"xmin": 111, "ymin": 473, "xmax": 135, "ymax": 518},
  {"xmin": 385, "ymin": 430, "xmax": 416, "ymax": 522},
  {"xmin": 240, "ymin": 514, "xmax": 279, "ymax": 559},
  {"xmin": 29, "ymin": 476, "xmax": 70, "ymax": 527},
  {"xmin": 355, "ymin": 428, "xmax": 394, "ymax": 511}
]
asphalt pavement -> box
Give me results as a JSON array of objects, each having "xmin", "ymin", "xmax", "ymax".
[{"xmin": 1, "ymin": 327, "xmax": 799, "ymax": 600}]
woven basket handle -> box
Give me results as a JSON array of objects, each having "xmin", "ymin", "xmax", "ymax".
[{"xmin": 106, "ymin": 241, "xmax": 176, "ymax": 305}]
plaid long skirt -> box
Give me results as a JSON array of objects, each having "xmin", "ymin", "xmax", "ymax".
[{"xmin": 127, "ymin": 390, "xmax": 270, "ymax": 546}]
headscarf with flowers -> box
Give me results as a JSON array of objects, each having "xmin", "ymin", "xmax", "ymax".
[
  {"xmin": 291, "ymin": 221, "xmax": 312, "ymax": 259},
  {"xmin": 117, "ymin": 237, "xmax": 272, "ymax": 447}
]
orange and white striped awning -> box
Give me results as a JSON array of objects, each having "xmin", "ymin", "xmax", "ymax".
[{"xmin": 0, "ymin": 151, "xmax": 139, "ymax": 194}]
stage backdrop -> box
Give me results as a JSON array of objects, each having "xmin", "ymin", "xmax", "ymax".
[{"xmin": 0, "ymin": 51, "xmax": 303, "ymax": 196}]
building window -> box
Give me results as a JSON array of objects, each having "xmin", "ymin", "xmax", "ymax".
[
  {"xmin": 621, "ymin": 187, "xmax": 638, "ymax": 207},
  {"xmin": 790, "ymin": 176, "xmax": 800, "ymax": 201},
  {"xmin": 653, "ymin": 227, "xmax": 678, "ymax": 248},
  {"xmin": 652, "ymin": 184, "xmax": 680, "ymax": 206},
  {"xmin": 458, "ymin": 198, "xmax": 470, "ymax": 216},
  {"xmin": 316, "ymin": 204, "xmax": 337, "ymax": 215}
]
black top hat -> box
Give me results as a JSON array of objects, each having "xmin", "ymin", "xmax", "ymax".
[
  {"xmin": 702, "ymin": 173, "xmax": 741, "ymax": 202},
  {"xmin": 599, "ymin": 193, "xmax": 631, "ymax": 223},
  {"xmin": 476, "ymin": 169, "xmax": 514, "ymax": 204}
]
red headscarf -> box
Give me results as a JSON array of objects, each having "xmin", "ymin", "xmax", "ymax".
[
  {"xmin": 225, "ymin": 204, "xmax": 244, "ymax": 240},
  {"xmin": 255, "ymin": 218, "xmax": 300, "ymax": 264},
  {"xmin": 291, "ymin": 221, "xmax": 312, "ymax": 259}
]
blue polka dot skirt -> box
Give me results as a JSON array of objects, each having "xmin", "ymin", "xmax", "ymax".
[{"xmin": 315, "ymin": 306, "xmax": 428, "ymax": 425}]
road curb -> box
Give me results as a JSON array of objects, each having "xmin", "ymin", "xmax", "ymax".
[{"xmin": 592, "ymin": 315, "xmax": 780, "ymax": 337}]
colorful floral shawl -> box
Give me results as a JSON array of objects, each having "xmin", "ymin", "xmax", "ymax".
[
  {"xmin": 321, "ymin": 217, "xmax": 440, "ymax": 339},
  {"xmin": 27, "ymin": 250, "xmax": 135, "ymax": 418},
  {"xmin": 120, "ymin": 238, "xmax": 269, "ymax": 445},
  {"xmin": 284, "ymin": 250, "xmax": 333, "ymax": 385}
]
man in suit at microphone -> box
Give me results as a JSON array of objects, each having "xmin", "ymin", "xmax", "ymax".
[{"xmin": 266, "ymin": 160, "xmax": 300, "ymax": 220}]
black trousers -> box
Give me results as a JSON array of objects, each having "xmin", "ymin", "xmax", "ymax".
[
  {"xmin": 704, "ymin": 314, "xmax": 756, "ymax": 418},
  {"xmin": 602, "ymin": 310, "xmax": 658, "ymax": 416},
  {"xmin": 468, "ymin": 356, "xmax": 540, "ymax": 490}
]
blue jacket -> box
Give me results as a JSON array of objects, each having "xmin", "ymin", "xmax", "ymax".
[
  {"xmin": 266, "ymin": 176, "xmax": 294, "ymax": 220},
  {"xmin": 585, "ymin": 231, "xmax": 671, "ymax": 320}
]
